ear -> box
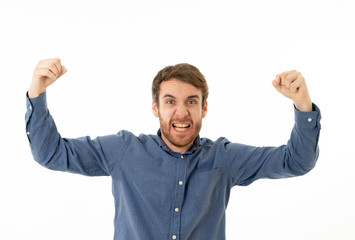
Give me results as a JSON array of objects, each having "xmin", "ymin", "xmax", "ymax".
[
  {"xmin": 152, "ymin": 101, "xmax": 159, "ymax": 117},
  {"xmin": 202, "ymin": 101, "xmax": 208, "ymax": 118}
]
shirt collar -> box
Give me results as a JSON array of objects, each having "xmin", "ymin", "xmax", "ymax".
[{"xmin": 156, "ymin": 129, "xmax": 201, "ymax": 155}]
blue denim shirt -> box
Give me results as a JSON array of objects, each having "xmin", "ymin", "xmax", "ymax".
[{"xmin": 25, "ymin": 92, "xmax": 321, "ymax": 240}]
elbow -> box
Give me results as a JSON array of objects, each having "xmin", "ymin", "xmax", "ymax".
[
  {"xmin": 32, "ymin": 147, "xmax": 57, "ymax": 169},
  {"xmin": 291, "ymin": 146, "xmax": 319, "ymax": 176},
  {"xmin": 31, "ymin": 140, "xmax": 66, "ymax": 171}
]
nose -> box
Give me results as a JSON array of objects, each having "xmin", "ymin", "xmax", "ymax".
[{"xmin": 175, "ymin": 103, "xmax": 189, "ymax": 118}]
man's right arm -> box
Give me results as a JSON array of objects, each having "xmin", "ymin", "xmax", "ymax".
[{"xmin": 25, "ymin": 58, "xmax": 122, "ymax": 176}]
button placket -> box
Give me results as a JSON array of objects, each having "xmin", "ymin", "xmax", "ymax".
[{"xmin": 170, "ymin": 155, "xmax": 186, "ymax": 240}]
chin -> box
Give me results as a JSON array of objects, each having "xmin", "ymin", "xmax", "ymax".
[{"xmin": 169, "ymin": 129, "xmax": 199, "ymax": 147}]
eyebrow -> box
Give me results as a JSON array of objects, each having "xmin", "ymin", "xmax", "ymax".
[
  {"xmin": 187, "ymin": 95, "xmax": 200, "ymax": 99},
  {"xmin": 163, "ymin": 94, "xmax": 176, "ymax": 99},
  {"xmin": 162, "ymin": 94, "xmax": 200, "ymax": 99}
]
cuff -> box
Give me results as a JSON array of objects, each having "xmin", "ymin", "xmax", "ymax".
[
  {"xmin": 25, "ymin": 91, "xmax": 48, "ymax": 122},
  {"xmin": 293, "ymin": 103, "xmax": 321, "ymax": 129}
]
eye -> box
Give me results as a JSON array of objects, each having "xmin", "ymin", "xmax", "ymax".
[
  {"xmin": 166, "ymin": 100, "xmax": 175, "ymax": 104},
  {"xmin": 187, "ymin": 100, "xmax": 197, "ymax": 105}
]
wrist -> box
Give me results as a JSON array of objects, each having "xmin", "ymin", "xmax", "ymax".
[
  {"xmin": 28, "ymin": 85, "xmax": 45, "ymax": 98},
  {"xmin": 294, "ymin": 99, "xmax": 313, "ymax": 112}
]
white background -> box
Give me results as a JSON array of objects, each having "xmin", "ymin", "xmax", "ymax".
[{"xmin": 1, "ymin": 0, "xmax": 354, "ymax": 239}]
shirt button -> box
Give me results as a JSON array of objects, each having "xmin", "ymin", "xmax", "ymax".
[
  {"xmin": 175, "ymin": 208, "xmax": 179, "ymax": 212},
  {"xmin": 29, "ymin": 106, "xmax": 32, "ymax": 110},
  {"xmin": 307, "ymin": 117, "xmax": 313, "ymax": 122},
  {"xmin": 179, "ymin": 181, "xmax": 183, "ymax": 186},
  {"xmin": 180, "ymin": 155, "xmax": 184, "ymax": 159},
  {"xmin": 172, "ymin": 235, "xmax": 177, "ymax": 239},
  {"xmin": 27, "ymin": 132, "xmax": 30, "ymax": 135}
]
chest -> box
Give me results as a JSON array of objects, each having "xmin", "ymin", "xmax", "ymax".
[{"xmin": 111, "ymin": 152, "xmax": 229, "ymax": 211}]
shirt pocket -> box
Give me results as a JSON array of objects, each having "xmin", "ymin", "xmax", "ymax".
[{"xmin": 194, "ymin": 168, "xmax": 222, "ymax": 210}]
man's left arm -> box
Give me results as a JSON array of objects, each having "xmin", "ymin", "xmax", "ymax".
[{"xmin": 223, "ymin": 70, "xmax": 321, "ymax": 186}]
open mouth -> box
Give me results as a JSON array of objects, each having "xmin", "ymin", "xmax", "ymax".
[{"xmin": 172, "ymin": 123, "xmax": 191, "ymax": 132}]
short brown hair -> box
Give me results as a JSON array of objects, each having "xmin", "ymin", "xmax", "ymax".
[{"xmin": 152, "ymin": 63, "xmax": 209, "ymax": 107}]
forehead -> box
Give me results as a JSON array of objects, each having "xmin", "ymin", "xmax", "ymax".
[{"xmin": 159, "ymin": 78, "xmax": 202, "ymax": 98}]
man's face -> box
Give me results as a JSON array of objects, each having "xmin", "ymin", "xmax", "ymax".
[{"xmin": 152, "ymin": 78, "xmax": 208, "ymax": 153}]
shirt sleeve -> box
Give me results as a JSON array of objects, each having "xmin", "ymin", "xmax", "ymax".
[
  {"xmin": 223, "ymin": 103, "xmax": 321, "ymax": 186},
  {"xmin": 25, "ymin": 92, "xmax": 125, "ymax": 176}
]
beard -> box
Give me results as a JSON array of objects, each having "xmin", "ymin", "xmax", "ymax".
[{"xmin": 159, "ymin": 114, "xmax": 202, "ymax": 151}]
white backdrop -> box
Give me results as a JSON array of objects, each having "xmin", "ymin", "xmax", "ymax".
[{"xmin": 1, "ymin": 0, "xmax": 354, "ymax": 239}]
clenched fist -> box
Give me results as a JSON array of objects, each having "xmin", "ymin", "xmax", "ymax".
[
  {"xmin": 28, "ymin": 58, "xmax": 67, "ymax": 98},
  {"xmin": 272, "ymin": 70, "xmax": 312, "ymax": 112}
]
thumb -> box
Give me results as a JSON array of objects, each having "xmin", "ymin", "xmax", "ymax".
[
  {"xmin": 62, "ymin": 65, "xmax": 67, "ymax": 74},
  {"xmin": 57, "ymin": 65, "xmax": 67, "ymax": 79},
  {"xmin": 272, "ymin": 76, "xmax": 281, "ymax": 91}
]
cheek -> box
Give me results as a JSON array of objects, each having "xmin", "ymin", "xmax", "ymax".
[
  {"xmin": 159, "ymin": 109, "xmax": 174, "ymax": 121},
  {"xmin": 191, "ymin": 110, "xmax": 204, "ymax": 122}
]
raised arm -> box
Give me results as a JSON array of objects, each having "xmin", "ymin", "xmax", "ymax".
[
  {"xmin": 225, "ymin": 70, "xmax": 321, "ymax": 186},
  {"xmin": 25, "ymin": 58, "xmax": 122, "ymax": 176}
]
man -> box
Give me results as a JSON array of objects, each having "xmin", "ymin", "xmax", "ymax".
[{"xmin": 25, "ymin": 58, "xmax": 321, "ymax": 240}]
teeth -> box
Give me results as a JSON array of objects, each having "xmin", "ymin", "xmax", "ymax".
[
  {"xmin": 175, "ymin": 127, "xmax": 186, "ymax": 132},
  {"xmin": 173, "ymin": 124, "xmax": 189, "ymax": 128}
]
